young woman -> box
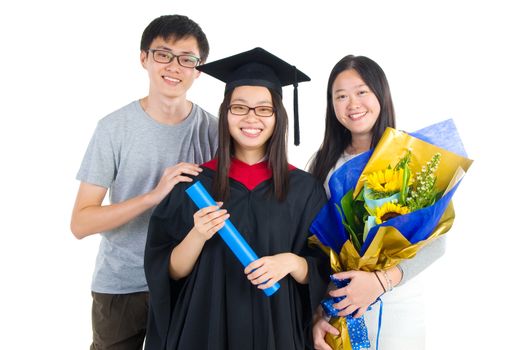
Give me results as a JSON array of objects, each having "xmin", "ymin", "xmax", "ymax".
[
  {"xmin": 310, "ymin": 55, "xmax": 446, "ymax": 350},
  {"xmin": 144, "ymin": 48, "xmax": 329, "ymax": 350}
]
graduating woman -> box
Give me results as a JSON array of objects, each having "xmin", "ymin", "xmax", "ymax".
[{"xmin": 144, "ymin": 47, "xmax": 329, "ymax": 350}]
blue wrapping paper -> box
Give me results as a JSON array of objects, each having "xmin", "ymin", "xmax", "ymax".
[{"xmin": 321, "ymin": 275, "xmax": 383, "ymax": 350}]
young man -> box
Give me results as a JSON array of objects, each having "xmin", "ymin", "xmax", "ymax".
[{"xmin": 71, "ymin": 15, "xmax": 218, "ymax": 350}]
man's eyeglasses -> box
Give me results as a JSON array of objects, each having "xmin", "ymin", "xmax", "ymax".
[
  {"xmin": 147, "ymin": 49, "xmax": 201, "ymax": 68},
  {"xmin": 228, "ymin": 104, "xmax": 275, "ymax": 117}
]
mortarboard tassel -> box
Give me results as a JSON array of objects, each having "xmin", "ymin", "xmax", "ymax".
[{"xmin": 293, "ymin": 66, "xmax": 300, "ymax": 146}]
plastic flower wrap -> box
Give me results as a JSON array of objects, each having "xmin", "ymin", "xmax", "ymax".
[{"xmin": 309, "ymin": 119, "xmax": 473, "ymax": 350}]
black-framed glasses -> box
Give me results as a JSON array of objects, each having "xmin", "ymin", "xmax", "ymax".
[
  {"xmin": 147, "ymin": 49, "xmax": 201, "ymax": 68},
  {"xmin": 228, "ymin": 104, "xmax": 275, "ymax": 117}
]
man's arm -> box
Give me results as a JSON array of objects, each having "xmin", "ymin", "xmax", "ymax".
[
  {"xmin": 70, "ymin": 162, "xmax": 202, "ymax": 239},
  {"xmin": 70, "ymin": 182, "xmax": 159, "ymax": 239}
]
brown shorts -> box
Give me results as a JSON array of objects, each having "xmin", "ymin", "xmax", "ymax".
[{"xmin": 90, "ymin": 291, "xmax": 149, "ymax": 350}]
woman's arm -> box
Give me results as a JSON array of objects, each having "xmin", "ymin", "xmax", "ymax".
[
  {"xmin": 398, "ymin": 235, "xmax": 446, "ymax": 284},
  {"xmin": 169, "ymin": 204, "xmax": 229, "ymax": 279},
  {"xmin": 324, "ymin": 236, "xmax": 445, "ymax": 317}
]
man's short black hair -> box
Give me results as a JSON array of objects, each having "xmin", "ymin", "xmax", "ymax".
[{"xmin": 140, "ymin": 14, "xmax": 209, "ymax": 62}]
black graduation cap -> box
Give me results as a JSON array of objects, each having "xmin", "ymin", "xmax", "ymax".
[{"xmin": 196, "ymin": 47, "xmax": 310, "ymax": 145}]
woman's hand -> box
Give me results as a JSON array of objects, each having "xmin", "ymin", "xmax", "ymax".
[
  {"xmin": 313, "ymin": 306, "xmax": 339, "ymax": 350},
  {"xmin": 328, "ymin": 270, "xmax": 385, "ymax": 318},
  {"xmin": 190, "ymin": 202, "xmax": 229, "ymax": 241},
  {"xmin": 244, "ymin": 253, "xmax": 306, "ymax": 288}
]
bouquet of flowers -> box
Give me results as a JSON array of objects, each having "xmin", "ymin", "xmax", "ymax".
[{"xmin": 310, "ymin": 119, "xmax": 473, "ymax": 350}]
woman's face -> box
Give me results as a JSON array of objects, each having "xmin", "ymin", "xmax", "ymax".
[
  {"xmin": 228, "ymin": 85, "xmax": 276, "ymax": 157},
  {"xmin": 332, "ymin": 69, "xmax": 381, "ymax": 138}
]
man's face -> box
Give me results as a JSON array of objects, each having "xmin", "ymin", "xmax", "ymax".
[{"xmin": 140, "ymin": 36, "xmax": 201, "ymax": 100}]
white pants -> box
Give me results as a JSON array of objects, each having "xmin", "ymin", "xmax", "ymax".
[{"xmin": 364, "ymin": 277, "xmax": 425, "ymax": 350}]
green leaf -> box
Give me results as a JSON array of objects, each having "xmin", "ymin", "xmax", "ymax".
[
  {"xmin": 343, "ymin": 222, "xmax": 362, "ymax": 252},
  {"xmin": 340, "ymin": 189, "xmax": 356, "ymax": 226},
  {"xmin": 401, "ymin": 165, "xmax": 410, "ymax": 204},
  {"xmin": 337, "ymin": 189, "xmax": 367, "ymax": 248}
]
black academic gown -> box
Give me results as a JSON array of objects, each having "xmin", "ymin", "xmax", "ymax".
[{"xmin": 144, "ymin": 159, "xmax": 329, "ymax": 350}]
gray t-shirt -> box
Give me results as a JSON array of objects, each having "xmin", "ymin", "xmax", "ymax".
[{"xmin": 77, "ymin": 100, "xmax": 218, "ymax": 293}]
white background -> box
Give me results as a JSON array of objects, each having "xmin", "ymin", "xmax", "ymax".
[{"xmin": 1, "ymin": 0, "xmax": 526, "ymax": 348}]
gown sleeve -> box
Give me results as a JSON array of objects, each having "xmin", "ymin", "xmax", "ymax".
[
  {"xmin": 289, "ymin": 175, "xmax": 331, "ymax": 339},
  {"xmin": 303, "ymin": 182, "xmax": 332, "ymax": 312},
  {"xmin": 143, "ymin": 183, "xmax": 195, "ymax": 349}
]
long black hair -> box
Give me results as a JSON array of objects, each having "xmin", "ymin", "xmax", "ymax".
[
  {"xmin": 309, "ymin": 55, "xmax": 396, "ymax": 182},
  {"xmin": 213, "ymin": 87, "xmax": 290, "ymax": 201}
]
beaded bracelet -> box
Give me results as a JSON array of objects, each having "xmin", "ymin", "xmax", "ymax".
[
  {"xmin": 381, "ymin": 269, "xmax": 393, "ymax": 292},
  {"xmin": 373, "ymin": 271, "xmax": 386, "ymax": 293}
]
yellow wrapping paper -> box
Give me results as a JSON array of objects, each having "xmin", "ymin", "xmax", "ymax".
[{"xmin": 352, "ymin": 128, "xmax": 473, "ymax": 199}]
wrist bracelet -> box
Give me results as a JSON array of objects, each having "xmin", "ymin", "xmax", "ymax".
[
  {"xmin": 382, "ymin": 270, "xmax": 393, "ymax": 292},
  {"xmin": 373, "ymin": 271, "xmax": 386, "ymax": 293},
  {"xmin": 396, "ymin": 264, "xmax": 404, "ymax": 282}
]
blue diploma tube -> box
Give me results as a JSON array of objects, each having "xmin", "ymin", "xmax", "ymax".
[{"xmin": 185, "ymin": 181, "xmax": 280, "ymax": 296}]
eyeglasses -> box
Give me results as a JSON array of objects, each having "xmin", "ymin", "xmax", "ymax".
[
  {"xmin": 147, "ymin": 49, "xmax": 201, "ymax": 68},
  {"xmin": 228, "ymin": 104, "xmax": 275, "ymax": 117}
]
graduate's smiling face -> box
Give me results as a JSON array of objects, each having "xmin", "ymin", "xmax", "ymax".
[
  {"xmin": 228, "ymin": 85, "xmax": 276, "ymax": 160},
  {"xmin": 332, "ymin": 69, "xmax": 381, "ymax": 139}
]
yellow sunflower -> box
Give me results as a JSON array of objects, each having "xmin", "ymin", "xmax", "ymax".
[
  {"xmin": 366, "ymin": 168, "xmax": 406, "ymax": 194},
  {"xmin": 375, "ymin": 202, "xmax": 410, "ymax": 224}
]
